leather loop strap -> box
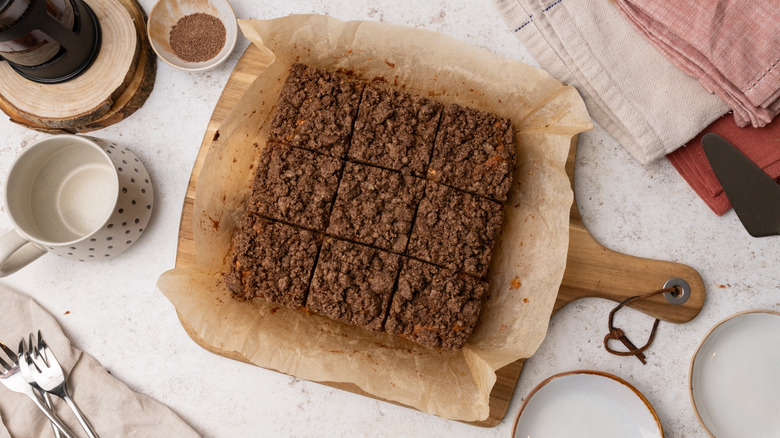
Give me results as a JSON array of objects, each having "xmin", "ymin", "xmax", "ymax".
[{"xmin": 603, "ymin": 287, "xmax": 677, "ymax": 364}]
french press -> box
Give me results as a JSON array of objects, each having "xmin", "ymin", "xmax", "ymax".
[{"xmin": 0, "ymin": 0, "xmax": 100, "ymax": 83}]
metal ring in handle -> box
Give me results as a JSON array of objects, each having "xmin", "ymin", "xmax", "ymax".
[
  {"xmin": 663, "ymin": 278, "xmax": 691, "ymax": 305},
  {"xmin": 0, "ymin": 229, "xmax": 46, "ymax": 277}
]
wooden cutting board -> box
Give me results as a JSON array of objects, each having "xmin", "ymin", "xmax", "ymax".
[{"xmin": 174, "ymin": 44, "xmax": 705, "ymax": 427}]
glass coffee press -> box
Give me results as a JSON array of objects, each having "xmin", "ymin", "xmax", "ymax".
[{"xmin": 0, "ymin": 0, "xmax": 100, "ymax": 83}]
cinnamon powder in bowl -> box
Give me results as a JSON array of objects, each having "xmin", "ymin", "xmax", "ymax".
[
  {"xmin": 170, "ymin": 13, "xmax": 226, "ymax": 63},
  {"xmin": 148, "ymin": 0, "xmax": 238, "ymax": 71}
]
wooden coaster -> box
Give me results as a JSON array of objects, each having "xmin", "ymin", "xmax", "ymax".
[{"xmin": 0, "ymin": 0, "xmax": 156, "ymax": 133}]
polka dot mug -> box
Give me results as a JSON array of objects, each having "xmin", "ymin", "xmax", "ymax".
[{"xmin": 0, "ymin": 134, "xmax": 154, "ymax": 276}]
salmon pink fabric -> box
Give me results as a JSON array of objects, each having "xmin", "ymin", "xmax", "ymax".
[{"xmin": 667, "ymin": 115, "xmax": 780, "ymax": 215}]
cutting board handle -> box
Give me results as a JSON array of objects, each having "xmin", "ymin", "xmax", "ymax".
[
  {"xmin": 555, "ymin": 211, "xmax": 705, "ymax": 323},
  {"xmin": 557, "ymin": 143, "xmax": 705, "ymax": 323}
]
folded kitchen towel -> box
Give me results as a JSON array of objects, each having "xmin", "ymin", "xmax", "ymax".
[
  {"xmin": 495, "ymin": 0, "xmax": 729, "ymax": 164},
  {"xmin": 615, "ymin": 0, "xmax": 780, "ymax": 129},
  {"xmin": 667, "ymin": 114, "xmax": 780, "ymax": 215},
  {"xmin": 0, "ymin": 284, "xmax": 201, "ymax": 438}
]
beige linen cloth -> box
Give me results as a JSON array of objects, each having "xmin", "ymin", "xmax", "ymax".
[
  {"xmin": 0, "ymin": 284, "xmax": 199, "ymax": 438},
  {"xmin": 496, "ymin": 0, "xmax": 729, "ymax": 164}
]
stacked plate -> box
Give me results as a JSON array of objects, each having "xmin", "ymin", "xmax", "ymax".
[{"xmin": 690, "ymin": 310, "xmax": 780, "ymax": 437}]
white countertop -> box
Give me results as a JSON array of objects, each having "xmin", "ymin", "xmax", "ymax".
[{"xmin": 1, "ymin": 1, "xmax": 778, "ymax": 437}]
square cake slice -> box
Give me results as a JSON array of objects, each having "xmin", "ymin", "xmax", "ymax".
[
  {"xmin": 225, "ymin": 216, "xmax": 320, "ymax": 309},
  {"xmin": 427, "ymin": 103, "xmax": 515, "ymax": 202},
  {"xmin": 386, "ymin": 258, "xmax": 488, "ymax": 350},
  {"xmin": 250, "ymin": 143, "xmax": 342, "ymax": 231},
  {"xmin": 407, "ymin": 182, "xmax": 504, "ymax": 278},
  {"xmin": 327, "ymin": 162, "xmax": 425, "ymax": 253},
  {"xmin": 348, "ymin": 85, "xmax": 443, "ymax": 176},
  {"xmin": 308, "ymin": 238, "xmax": 401, "ymax": 331},
  {"xmin": 268, "ymin": 63, "xmax": 365, "ymax": 158}
]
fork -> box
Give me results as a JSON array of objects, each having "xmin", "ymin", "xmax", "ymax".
[
  {"xmin": 28, "ymin": 332, "xmax": 100, "ymax": 438},
  {"xmin": 0, "ymin": 340, "xmax": 75, "ymax": 438},
  {"xmin": 18, "ymin": 336, "xmax": 62, "ymax": 438}
]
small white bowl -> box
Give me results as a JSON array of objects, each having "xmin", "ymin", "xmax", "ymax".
[
  {"xmin": 147, "ymin": 0, "xmax": 238, "ymax": 72},
  {"xmin": 512, "ymin": 370, "xmax": 663, "ymax": 438}
]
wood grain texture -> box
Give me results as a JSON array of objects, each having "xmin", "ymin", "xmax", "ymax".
[
  {"xmin": 174, "ymin": 44, "xmax": 706, "ymax": 427},
  {"xmin": 0, "ymin": 0, "xmax": 155, "ymax": 133}
]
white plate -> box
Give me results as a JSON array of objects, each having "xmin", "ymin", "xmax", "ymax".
[
  {"xmin": 690, "ymin": 310, "xmax": 780, "ymax": 437},
  {"xmin": 512, "ymin": 370, "xmax": 663, "ymax": 438}
]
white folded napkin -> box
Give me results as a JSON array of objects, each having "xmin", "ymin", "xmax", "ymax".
[
  {"xmin": 0, "ymin": 284, "xmax": 200, "ymax": 438},
  {"xmin": 495, "ymin": 0, "xmax": 729, "ymax": 164}
]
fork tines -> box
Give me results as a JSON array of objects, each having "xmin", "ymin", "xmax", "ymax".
[{"xmin": 0, "ymin": 341, "xmax": 18, "ymax": 371}]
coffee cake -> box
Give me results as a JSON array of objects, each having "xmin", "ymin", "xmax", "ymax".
[
  {"xmin": 225, "ymin": 216, "xmax": 320, "ymax": 309},
  {"xmin": 407, "ymin": 182, "xmax": 504, "ymax": 278},
  {"xmin": 226, "ymin": 63, "xmax": 519, "ymax": 350},
  {"xmin": 268, "ymin": 63, "xmax": 365, "ymax": 158},
  {"xmin": 348, "ymin": 85, "xmax": 443, "ymax": 176},
  {"xmin": 385, "ymin": 258, "xmax": 488, "ymax": 350},
  {"xmin": 427, "ymin": 103, "xmax": 515, "ymax": 202},
  {"xmin": 327, "ymin": 162, "xmax": 425, "ymax": 253},
  {"xmin": 249, "ymin": 143, "xmax": 342, "ymax": 231},
  {"xmin": 308, "ymin": 238, "xmax": 401, "ymax": 331}
]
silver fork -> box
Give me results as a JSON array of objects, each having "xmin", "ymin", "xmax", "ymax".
[
  {"xmin": 0, "ymin": 340, "xmax": 76, "ymax": 438},
  {"xmin": 28, "ymin": 332, "xmax": 100, "ymax": 438},
  {"xmin": 19, "ymin": 336, "xmax": 62, "ymax": 438}
]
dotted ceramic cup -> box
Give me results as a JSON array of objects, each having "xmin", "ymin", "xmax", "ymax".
[{"xmin": 0, "ymin": 134, "xmax": 154, "ymax": 276}]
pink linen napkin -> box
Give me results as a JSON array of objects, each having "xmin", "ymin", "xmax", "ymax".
[
  {"xmin": 667, "ymin": 114, "xmax": 780, "ymax": 215},
  {"xmin": 615, "ymin": 0, "xmax": 780, "ymax": 128}
]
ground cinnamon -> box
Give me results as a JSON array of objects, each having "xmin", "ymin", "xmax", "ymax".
[{"xmin": 169, "ymin": 13, "xmax": 226, "ymax": 63}]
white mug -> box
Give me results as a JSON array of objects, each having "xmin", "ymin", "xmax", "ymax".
[{"xmin": 0, "ymin": 134, "xmax": 154, "ymax": 277}]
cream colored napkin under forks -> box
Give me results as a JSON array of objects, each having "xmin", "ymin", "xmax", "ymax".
[{"xmin": 0, "ymin": 284, "xmax": 200, "ymax": 438}]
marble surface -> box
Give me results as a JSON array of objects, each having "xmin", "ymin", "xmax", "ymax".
[{"xmin": 1, "ymin": 1, "xmax": 778, "ymax": 437}]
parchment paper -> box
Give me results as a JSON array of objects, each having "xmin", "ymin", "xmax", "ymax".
[{"xmin": 157, "ymin": 15, "xmax": 592, "ymax": 421}]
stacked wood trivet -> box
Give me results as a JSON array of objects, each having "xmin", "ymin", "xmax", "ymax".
[{"xmin": 0, "ymin": 0, "xmax": 155, "ymax": 133}]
